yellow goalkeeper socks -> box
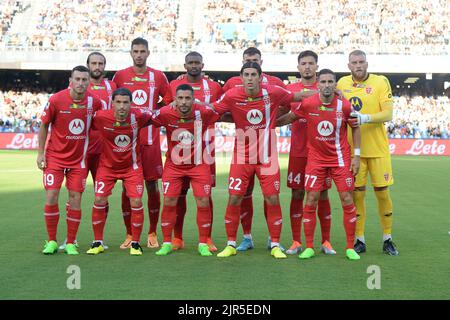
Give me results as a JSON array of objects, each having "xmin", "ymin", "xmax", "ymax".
[
  {"xmin": 375, "ymin": 189, "xmax": 393, "ymax": 236},
  {"xmin": 353, "ymin": 190, "xmax": 366, "ymax": 239}
]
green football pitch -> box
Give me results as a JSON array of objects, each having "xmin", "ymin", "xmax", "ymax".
[{"xmin": 0, "ymin": 150, "xmax": 449, "ymax": 300}]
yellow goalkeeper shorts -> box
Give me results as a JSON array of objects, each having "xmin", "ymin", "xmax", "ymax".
[{"xmin": 355, "ymin": 156, "xmax": 394, "ymax": 188}]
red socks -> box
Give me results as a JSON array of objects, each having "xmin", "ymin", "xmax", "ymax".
[
  {"xmin": 240, "ymin": 195, "xmax": 253, "ymax": 234},
  {"xmin": 44, "ymin": 204, "xmax": 59, "ymax": 241},
  {"xmin": 131, "ymin": 205, "xmax": 144, "ymax": 242},
  {"xmin": 66, "ymin": 208, "xmax": 82, "ymax": 244},
  {"xmin": 173, "ymin": 195, "xmax": 187, "ymax": 239},
  {"xmin": 160, "ymin": 205, "xmax": 177, "ymax": 243},
  {"xmin": 303, "ymin": 204, "xmax": 317, "ymax": 248},
  {"xmin": 121, "ymin": 190, "xmax": 132, "ymax": 235},
  {"xmin": 289, "ymin": 198, "xmax": 303, "ymax": 243},
  {"xmin": 92, "ymin": 204, "xmax": 106, "ymax": 241},
  {"xmin": 265, "ymin": 203, "xmax": 283, "ymax": 243},
  {"xmin": 343, "ymin": 203, "xmax": 357, "ymax": 249},
  {"xmin": 208, "ymin": 196, "xmax": 214, "ymax": 238},
  {"xmin": 197, "ymin": 206, "xmax": 212, "ymax": 243},
  {"xmin": 317, "ymin": 199, "xmax": 331, "ymax": 243},
  {"xmin": 147, "ymin": 189, "xmax": 161, "ymax": 234},
  {"xmin": 225, "ymin": 204, "xmax": 241, "ymax": 242}
]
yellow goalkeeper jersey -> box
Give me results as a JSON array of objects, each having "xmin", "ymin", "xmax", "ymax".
[{"xmin": 337, "ymin": 74, "xmax": 393, "ymax": 158}]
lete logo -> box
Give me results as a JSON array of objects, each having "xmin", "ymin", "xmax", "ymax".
[
  {"xmin": 317, "ymin": 121, "xmax": 334, "ymax": 136},
  {"xmin": 246, "ymin": 109, "xmax": 263, "ymax": 125},
  {"xmin": 132, "ymin": 90, "xmax": 148, "ymax": 106},
  {"xmin": 405, "ymin": 139, "xmax": 446, "ymax": 155},
  {"xmin": 114, "ymin": 135, "xmax": 131, "ymax": 147},
  {"xmin": 69, "ymin": 119, "xmax": 85, "ymax": 135}
]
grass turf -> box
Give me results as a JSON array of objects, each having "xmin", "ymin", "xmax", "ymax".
[{"xmin": 0, "ymin": 150, "xmax": 449, "ymax": 299}]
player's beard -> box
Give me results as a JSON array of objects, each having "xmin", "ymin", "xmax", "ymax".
[
  {"xmin": 187, "ymin": 69, "xmax": 201, "ymax": 78},
  {"xmin": 90, "ymin": 70, "xmax": 103, "ymax": 80},
  {"xmin": 302, "ymin": 74, "xmax": 314, "ymax": 80}
]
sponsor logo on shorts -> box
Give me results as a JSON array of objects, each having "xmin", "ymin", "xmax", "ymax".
[
  {"xmin": 246, "ymin": 109, "xmax": 264, "ymax": 125},
  {"xmin": 204, "ymin": 184, "xmax": 211, "ymax": 195},
  {"xmin": 346, "ymin": 177, "xmax": 353, "ymax": 187},
  {"xmin": 114, "ymin": 135, "xmax": 131, "ymax": 147},
  {"xmin": 68, "ymin": 119, "xmax": 85, "ymax": 135},
  {"xmin": 317, "ymin": 121, "xmax": 334, "ymax": 136},
  {"xmin": 132, "ymin": 89, "xmax": 148, "ymax": 106},
  {"xmin": 274, "ymin": 180, "xmax": 280, "ymax": 191}
]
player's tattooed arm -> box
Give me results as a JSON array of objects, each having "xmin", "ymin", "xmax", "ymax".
[
  {"xmin": 276, "ymin": 112, "xmax": 298, "ymax": 127},
  {"xmin": 37, "ymin": 123, "xmax": 49, "ymax": 170},
  {"xmin": 351, "ymin": 126, "xmax": 361, "ymax": 176}
]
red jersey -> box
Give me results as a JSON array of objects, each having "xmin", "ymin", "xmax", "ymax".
[
  {"xmin": 92, "ymin": 109, "xmax": 153, "ymax": 173},
  {"xmin": 223, "ymin": 73, "xmax": 286, "ymax": 92},
  {"xmin": 213, "ymin": 85, "xmax": 294, "ymax": 164},
  {"xmin": 169, "ymin": 76, "xmax": 223, "ymax": 104},
  {"xmin": 40, "ymin": 89, "xmax": 103, "ymax": 168},
  {"xmin": 112, "ymin": 66, "xmax": 171, "ymax": 146},
  {"xmin": 292, "ymin": 94, "xmax": 352, "ymax": 167},
  {"xmin": 87, "ymin": 79, "xmax": 117, "ymax": 154},
  {"xmin": 286, "ymin": 81, "xmax": 318, "ymax": 158},
  {"xmin": 150, "ymin": 104, "xmax": 220, "ymax": 167}
]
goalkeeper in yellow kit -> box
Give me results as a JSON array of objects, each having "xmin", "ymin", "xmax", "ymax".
[{"xmin": 337, "ymin": 50, "xmax": 398, "ymax": 256}]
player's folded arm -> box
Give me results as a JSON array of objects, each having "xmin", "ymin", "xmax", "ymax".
[{"xmin": 276, "ymin": 112, "xmax": 298, "ymax": 127}]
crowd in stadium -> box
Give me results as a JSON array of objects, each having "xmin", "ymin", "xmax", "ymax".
[
  {"xmin": 0, "ymin": 0, "xmax": 448, "ymax": 55},
  {"xmin": 1, "ymin": 88, "xmax": 448, "ymax": 139}
]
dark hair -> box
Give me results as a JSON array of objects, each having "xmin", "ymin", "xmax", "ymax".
[
  {"xmin": 185, "ymin": 51, "xmax": 203, "ymax": 61},
  {"xmin": 243, "ymin": 47, "xmax": 261, "ymax": 58},
  {"xmin": 298, "ymin": 50, "xmax": 318, "ymax": 63},
  {"xmin": 71, "ymin": 65, "xmax": 89, "ymax": 76},
  {"xmin": 348, "ymin": 49, "xmax": 366, "ymax": 60},
  {"xmin": 131, "ymin": 37, "xmax": 148, "ymax": 49},
  {"xmin": 112, "ymin": 88, "xmax": 132, "ymax": 101},
  {"xmin": 176, "ymin": 84, "xmax": 194, "ymax": 95},
  {"xmin": 240, "ymin": 62, "xmax": 262, "ymax": 76},
  {"xmin": 318, "ymin": 68, "xmax": 336, "ymax": 79},
  {"xmin": 86, "ymin": 52, "xmax": 106, "ymax": 65}
]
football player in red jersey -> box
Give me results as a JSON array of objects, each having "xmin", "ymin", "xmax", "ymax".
[
  {"xmin": 210, "ymin": 62, "xmax": 308, "ymax": 259},
  {"xmin": 86, "ymin": 88, "xmax": 154, "ymax": 256},
  {"xmin": 284, "ymin": 51, "xmax": 335, "ymax": 256},
  {"xmin": 113, "ymin": 38, "xmax": 171, "ymax": 249},
  {"xmin": 222, "ymin": 47, "xmax": 288, "ymax": 253},
  {"xmin": 277, "ymin": 69, "xmax": 361, "ymax": 261},
  {"xmin": 168, "ymin": 52, "xmax": 223, "ymax": 252},
  {"xmin": 38, "ymin": 66, "xmax": 104, "ymax": 255}
]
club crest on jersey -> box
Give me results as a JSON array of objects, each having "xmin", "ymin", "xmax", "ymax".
[
  {"xmin": 346, "ymin": 178, "xmax": 353, "ymax": 187},
  {"xmin": 114, "ymin": 134, "xmax": 131, "ymax": 147},
  {"xmin": 246, "ymin": 109, "xmax": 263, "ymax": 125},
  {"xmin": 366, "ymin": 87, "xmax": 372, "ymax": 94},
  {"xmin": 132, "ymin": 90, "xmax": 148, "ymax": 106},
  {"xmin": 204, "ymin": 185, "xmax": 211, "ymax": 195},
  {"xmin": 68, "ymin": 119, "xmax": 85, "ymax": 135},
  {"xmin": 336, "ymin": 110, "xmax": 343, "ymax": 120},
  {"xmin": 177, "ymin": 130, "xmax": 194, "ymax": 145},
  {"xmin": 349, "ymin": 97, "xmax": 363, "ymax": 111},
  {"xmin": 317, "ymin": 121, "xmax": 334, "ymax": 136}
]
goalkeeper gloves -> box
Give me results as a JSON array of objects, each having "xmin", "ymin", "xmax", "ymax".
[{"xmin": 349, "ymin": 111, "xmax": 371, "ymax": 126}]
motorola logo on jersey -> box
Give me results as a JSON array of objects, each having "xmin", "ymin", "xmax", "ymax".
[
  {"xmin": 177, "ymin": 130, "xmax": 194, "ymax": 145},
  {"xmin": 317, "ymin": 121, "xmax": 334, "ymax": 136},
  {"xmin": 349, "ymin": 97, "xmax": 363, "ymax": 111},
  {"xmin": 246, "ymin": 109, "xmax": 263, "ymax": 125},
  {"xmin": 68, "ymin": 119, "xmax": 85, "ymax": 135},
  {"xmin": 114, "ymin": 134, "xmax": 131, "ymax": 147},
  {"xmin": 132, "ymin": 90, "xmax": 148, "ymax": 106}
]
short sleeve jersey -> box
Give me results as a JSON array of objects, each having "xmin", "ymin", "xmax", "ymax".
[
  {"xmin": 213, "ymin": 85, "xmax": 294, "ymax": 164},
  {"xmin": 151, "ymin": 104, "xmax": 220, "ymax": 168}
]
